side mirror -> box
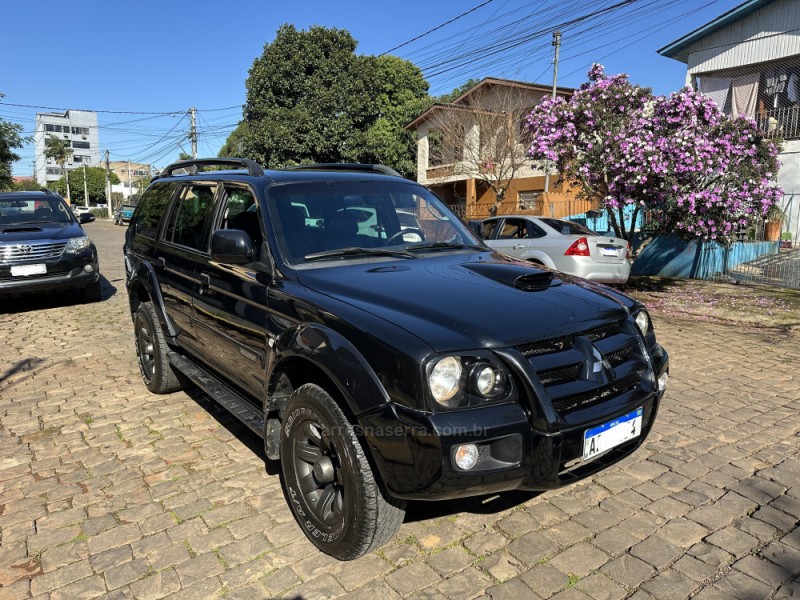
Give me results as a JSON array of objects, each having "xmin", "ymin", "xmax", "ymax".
[
  {"xmin": 210, "ymin": 229, "xmax": 255, "ymax": 264},
  {"xmin": 80, "ymin": 213, "xmax": 96, "ymax": 223}
]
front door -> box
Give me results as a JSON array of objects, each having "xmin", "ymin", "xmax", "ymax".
[{"xmin": 191, "ymin": 184, "xmax": 270, "ymax": 403}]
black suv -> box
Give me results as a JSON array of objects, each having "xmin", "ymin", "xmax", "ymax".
[
  {"xmin": 0, "ymin": 190, "xmax": 101, "ymax": 302},
  {"xmin": 124, "ymin": 158, "xmax": 669, "ymax": 560}
]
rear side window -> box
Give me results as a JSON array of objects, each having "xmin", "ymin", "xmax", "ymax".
[
  {"xmin": 134, "ymin": 183, "xmax": 176, "ymax": 239},
  {"xmin": 164, "ymin": 183, "xmax": 217, "ymax": 251}
]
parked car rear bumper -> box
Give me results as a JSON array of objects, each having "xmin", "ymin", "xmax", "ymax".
[{"xmin": 554, "ymin": 257, "xmax": 631, "ymax": 284}]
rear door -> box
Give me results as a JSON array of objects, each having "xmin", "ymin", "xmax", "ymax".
[
  {"xmin": 191, "ymin": 184, "xmax": 270, "ymax": 402},
  {"xmin": 156, "ymin": 181, "xmax": 218, "ymax": 358},
  {"xmin": 485, "ymin": 217, "xmax": 533, "ymax": 259}
]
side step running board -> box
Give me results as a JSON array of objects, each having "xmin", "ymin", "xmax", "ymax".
[{"xmin": 168, "ymin": 351, "xmax": 265, "ymax": 436}]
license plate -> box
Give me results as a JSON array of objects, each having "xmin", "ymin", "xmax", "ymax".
[
  {"xmin": 11, "ymin": 264, "xmax": 46, "ymax": 276},
  {"xmin": 583, "ymin": 407, "xmax": 643, "ymax": 461},
  {"xmin": 601, "ymin": 247, "xmax": 619, "ymax": 257}
]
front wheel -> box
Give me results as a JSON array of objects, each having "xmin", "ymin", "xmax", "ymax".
[{"xmin": 280, "ymin": 384, "xmax": 405, "ymax": 560}]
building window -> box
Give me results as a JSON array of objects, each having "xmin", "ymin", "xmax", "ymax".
[
  {"xmin": 72, "ymin": 141, "xmax": 90, "ymax": 149},
  {"xmin": 46, "ymin": 167, "xmax": 61, "ymax": 175},
  {"xmin": 73, "ymin": 156, "xmax": 82, "ymax": 163},
  {"xmin": 71, "ymin": 126, "xmax": 90, "ymax": 135},
  {"xmin": 132, "ymin": 170, "xmax": 148, "ymax": 176}
]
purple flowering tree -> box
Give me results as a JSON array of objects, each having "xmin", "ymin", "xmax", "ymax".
[{"xmin": 525, "ymin": 64, "xmax": 783, "ymax": 246}]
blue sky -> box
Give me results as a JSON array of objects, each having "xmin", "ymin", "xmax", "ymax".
[{"xmin": 2, "ymin": 0, "xmax": 744, "ymax": 176}]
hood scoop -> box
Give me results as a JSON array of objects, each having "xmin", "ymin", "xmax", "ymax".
[
  {"xmin": 514, "ymin": 272, "xmax": 559, "ymax": 291},
  {"xmin": 2, "ymin": 226, "xmax": 43, "ymax": 234},
  {"xmin": 462, "ymin": 260, "xmax": 560, "ymax": 291}
]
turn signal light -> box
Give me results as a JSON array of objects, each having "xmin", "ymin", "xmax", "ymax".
[{"xmin": 564, "ymin": 237, "xmax": 590, "ymax": 256}]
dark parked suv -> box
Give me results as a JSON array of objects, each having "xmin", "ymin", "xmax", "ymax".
[
  {"xmin": 0, "ymin": 190, "xmax": 101, "ymax": 301},
  {"xmin": 124, "ymin": 158, "xmax": 669, "ymax": 560}
]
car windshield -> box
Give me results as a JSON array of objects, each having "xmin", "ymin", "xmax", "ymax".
[
  {"xmin": 266, "ymin": 180, "xmax": 482, "ymax": 265},
  {"xmin": 0, "ymin": 196, "xmax": 72, "ymax": 225},
  {"xmin": 539, "ymin": 218, "xmax": 597, "ymax": 236}
]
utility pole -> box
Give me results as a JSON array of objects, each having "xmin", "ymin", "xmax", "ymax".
[
  {"xmin": 104, "ymin": 151, "xmax": 113, "ymax": 221},
  {"xmin": 189, "ymin": 107, "xmax": 197, "ymax": 159},
  {"xmin": 83, "ymin": 162, "xmax": 89, "ymax": 207},
  {"xmin": 543, "ymin": 30, "xmax": 562, "ymax": 195}
]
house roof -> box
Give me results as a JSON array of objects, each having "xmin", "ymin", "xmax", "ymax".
[
  {"xmin": 405, "ymin": 77, "xmax": 573, "ymax": 130},
  {"xmin": 658, "ymin": 0, "xmax": 776, "ymax": 62}
]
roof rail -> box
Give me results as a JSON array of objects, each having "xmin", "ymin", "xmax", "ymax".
[
  {"xmin": 282, "ymin": 163, "xmax": 403, "ymax": 178},
  {"xmin": 157, "ymin": 158, "xmax": 264, "ymax": 179}
]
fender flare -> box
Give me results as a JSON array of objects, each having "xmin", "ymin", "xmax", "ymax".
[
  {"xmin": 127, "ymin": 258, "xmax": 177, "ymax": 339},
  {"xmin": 270, "ymin": 323, "xmax": 390, "ymax": 417}
]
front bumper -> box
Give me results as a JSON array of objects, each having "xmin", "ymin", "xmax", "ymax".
[
  {"xmin": 0, "ymin": 251, "xmax": 99, "ymax": 296},
  {"xmin": 362, "ymin": 345, "xmax": 668, "ymax": 501}
]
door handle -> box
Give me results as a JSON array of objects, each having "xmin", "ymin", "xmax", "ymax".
[
  {"xmin": 199, "ymin": 272, "xmax": 211, "ymax": 294},
  {"xmin": 156, "ymin": 257, "xmax": 166, "ymax": 269},
  {"xmin": 513, "ymin": 244, "xmax": 525, "ymax": 250}
]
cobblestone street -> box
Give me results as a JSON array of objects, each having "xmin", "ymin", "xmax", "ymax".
[{"xmin": 1, "ymin": 220, "xmax": 798, "ymax": 599}]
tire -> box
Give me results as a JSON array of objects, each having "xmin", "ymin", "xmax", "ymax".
[
  {"xmin": 280, "ymin": 384, "xmax": 405, "ymax": 560},
  {"xmin": 133, "ymin": 302, "xmax": 184, "ymax": 394},
  {"xmin": 82, "ymin": 281, "xmax": 102, "ymax": 303}
]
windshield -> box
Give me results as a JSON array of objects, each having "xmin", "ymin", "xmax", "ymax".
[
  {"xmin": 539, "ymin": 218, "xmax": 597, "ymax": 236},
  {"xmin": 266, "ymin": 180, "xmax": 481, "ymax": 265},
  {"xmin": 0, "ymin": 196, "xmax": 72, "ymax": 225}
]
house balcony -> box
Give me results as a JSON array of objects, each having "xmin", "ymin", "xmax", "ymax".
[{"xmin": 756, "ymin": 104, "xmax": 800, "ymax": 140}]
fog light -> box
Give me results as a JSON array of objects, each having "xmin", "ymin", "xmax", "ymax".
[
  {"xmin": 83, "ymin": 264, "xmax": 94, "ymax": 273},
  {"xmin": 658, "ymin": 371, "xmax": 668, "ymax": 391},
  {"xmin": 453, "ymin": 444, "xmax": 479, "ymax": 470}
]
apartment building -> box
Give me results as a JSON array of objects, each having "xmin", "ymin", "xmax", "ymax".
[{"xmin": 34, "ymin": 110, "xmax": 100, "ymax": 187}]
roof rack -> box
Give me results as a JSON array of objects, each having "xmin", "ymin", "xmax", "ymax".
[
  {"xmin": 282, "ymin": 163, "xmax": 402, "ymax": 178},
  {"xmin": 157, "ymin": 158, "xmax": 264, "ymax": 179}
]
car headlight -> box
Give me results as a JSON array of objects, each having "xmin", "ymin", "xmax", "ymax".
[
  {"xmin": 428, "ymin": 355, "xmax": 512, "ymax": 409},
  {"xmin": 634, "ymin": 309, "xmax": 650, "ymax": 336},
  {"xmin": 64, "ymin": 236, "xmax": 92, "ymax": 254}
]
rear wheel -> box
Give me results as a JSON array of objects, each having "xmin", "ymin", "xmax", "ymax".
[
  {"xmin": 280, "ymin": 384, "xmax": 405, "ymax": 560},
  {"xmin": 133, "ymin": 302, "xmax": 184, "ymax": 394}
]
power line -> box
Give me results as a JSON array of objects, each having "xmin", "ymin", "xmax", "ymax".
[{"xmin": 380, "ymin": 0, "xmax": 496, "ymax": 56}]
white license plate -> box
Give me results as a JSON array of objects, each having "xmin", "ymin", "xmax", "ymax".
[
  {"xmin": 583, "ymin": 407, "xmax": 643, "ymax": 461},
  {"xmin": 601, "ymin": 247, "xmax": 619, "ymax": 257},
  {"xmin": 11, "ymin": 264, "xmax": 47, "ymax": 276}
]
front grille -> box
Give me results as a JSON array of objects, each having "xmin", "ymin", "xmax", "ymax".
[
  {"xmin": 516, "ymin": 320, "xmax": 624, "ymax": 357},
  {"xmin": 551, "ymin": 371, "xmax": 642, "ymax": 413},
  {"xmin": 0, "ymin": 242, "xmax": 67, "ymax": 265},
  {"xmin": 519, "ymin": 319, "xmax": 649, "ymax": 416}
]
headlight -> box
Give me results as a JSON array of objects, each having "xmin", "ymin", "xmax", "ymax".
[
  {"xmin": 64, "ymin": 236, "xmax": 91, "ymax": 254},
  {"xmin": 634, "ymin": 310, "xmax": 650, "ymax": 336},
  {"xmin": 430, "ymin": 357, "xmax": 461, "ymax": 405},
  {"xmin": 428, "ymin": 355, "xmax": 512, "ymax": 409}
]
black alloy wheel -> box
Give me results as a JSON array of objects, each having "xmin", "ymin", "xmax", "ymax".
[
  {"xmin": 133, "ymin": 302, "xmax": 184, "ymax": 394},
  {"xmin": 280, "ymin": 383, "xmax": 405, "ymax": 560}
]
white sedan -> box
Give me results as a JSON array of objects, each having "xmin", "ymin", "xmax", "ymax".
[{"xmin": 478, "ymin": 215, "xmax": 631, "ymax": 284}]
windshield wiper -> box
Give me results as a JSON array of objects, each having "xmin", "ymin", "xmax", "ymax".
[
  {"xmin": 406, "ymin": 241, "xmax": 485, "ymax": 252},
  {"xmin": 303, "ymin": 246, "xmax": 418, "ymax": 262}
]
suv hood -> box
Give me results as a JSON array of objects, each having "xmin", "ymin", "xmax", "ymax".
[
  {"xmin": 296, "ymin": 252, "xmax": 631, "ymax": 352},
  {"xmin": 0, "ymin": 221, "xmax": 84, "ymax": 243}
]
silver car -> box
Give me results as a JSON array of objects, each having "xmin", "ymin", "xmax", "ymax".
[{"xmin": 479, "ymin": 215, "xmax": 631, "ymax": 284}]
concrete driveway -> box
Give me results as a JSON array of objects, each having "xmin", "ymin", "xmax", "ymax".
[{"xmin": 1, "ymin": 221, "xmax": 798, "ymax": 599}]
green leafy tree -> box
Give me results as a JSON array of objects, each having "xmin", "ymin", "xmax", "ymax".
[
  {"xmin": 52, "ymin": 166, "xmax": 119, "ymax": 204},
  {"xmin": 231, "ymin": 24, "xmax": 430, "ymax": 177},
  {"xmin": 44, "ymin": 135, "xmax": 73, "ymax": 201},
  {"xmin": 0, "ymin": 92, "xmax": 26, "ymax": 191},
  {"xmin": 436, "ymin": 79, "xmax": 481, "ymax": 103}
]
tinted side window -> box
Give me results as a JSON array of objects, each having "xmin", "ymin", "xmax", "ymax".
[
  {"xmin": 164, "ymin": 183, "xmax": 217, "ymax": 251},
  {"xmin": 134, "ymin": 183, "xmax": 176, "ymax": 239},
  {"xmin": 221, "ymin": 185, "xmax": 262, "ymax": 253},
  {"xmin": 528, "ymin": 221, "xmax": 547, "ymax": 238}
]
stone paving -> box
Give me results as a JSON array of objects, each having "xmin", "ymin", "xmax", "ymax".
[{"xmin": 0, "ymin": 220, "xmax": 798, "ymax": 600}]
